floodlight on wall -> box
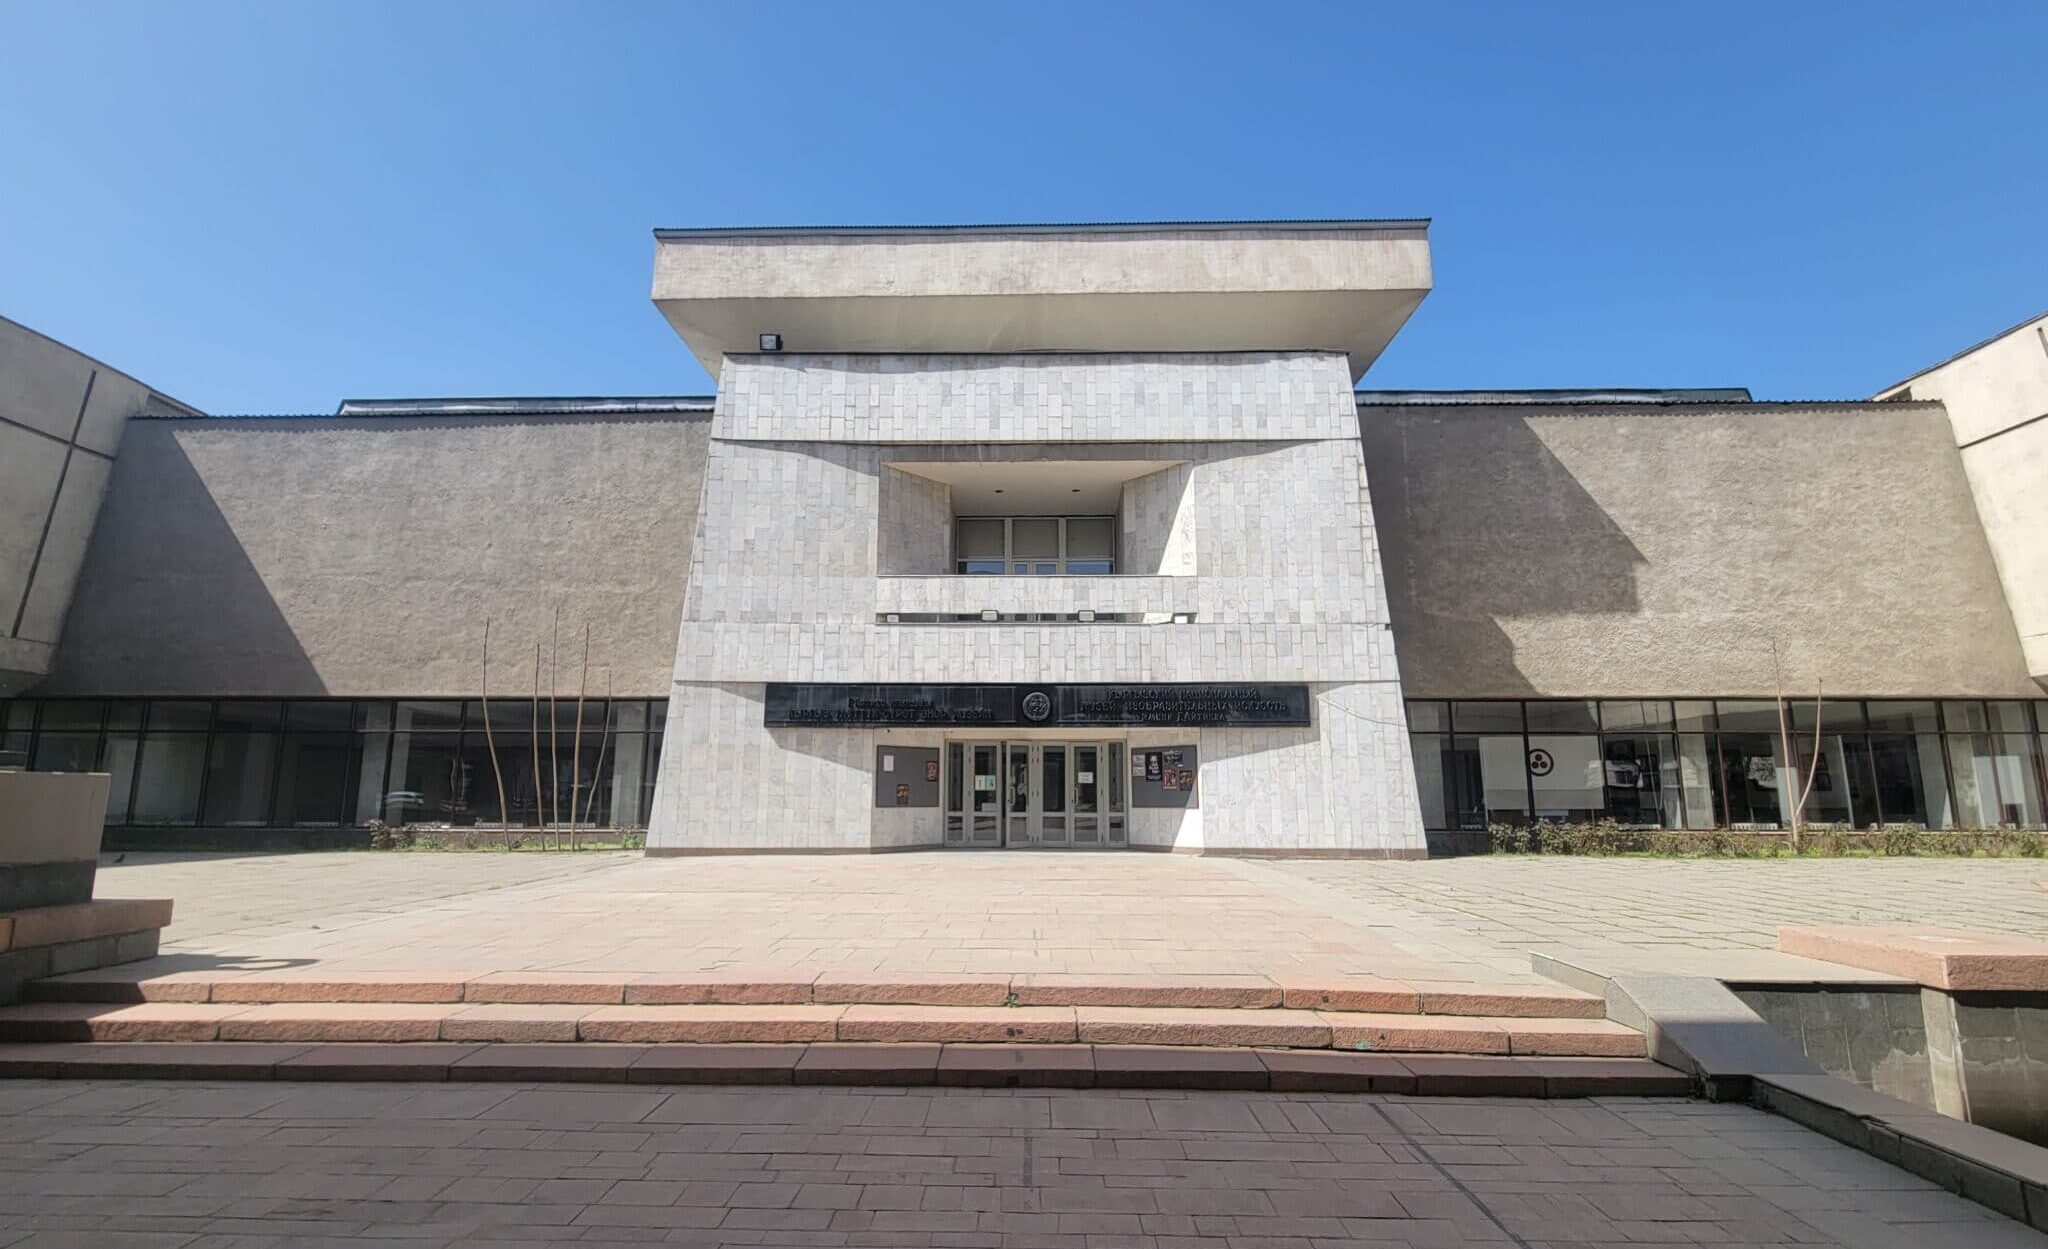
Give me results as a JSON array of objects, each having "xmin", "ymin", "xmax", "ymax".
[
  {"xmin": 1077, "ymin": 609, "xmax": 1095, "ymax": 623},
  {"xmin": 758, "ymin": 332, "xmax": 783, "ymax": 352},
  {"xmin": 981, "ymin": 609, "xmax": 1000, "ymax": 622},
  {"xmin": 1172, "ymin": 613, "xmax": 1194, "ymax": 625},
  {"xmin": 885, "ymin": 613, "xmax": 900, "ymax": 624}
]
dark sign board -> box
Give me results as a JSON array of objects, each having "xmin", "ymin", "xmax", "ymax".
[{"xmin": 765, "ymin": 684, "xmax": 1311, "ymax": 728}]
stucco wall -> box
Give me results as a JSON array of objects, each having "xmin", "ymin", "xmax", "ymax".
[
  {"xmin": 1877, "ymin": 311, "xmax": 2048, "ymax": 684},
  {"xmin": 1360, "ymin": 401, "xmax": 2037, "ymax": 698},
  {"xmin": 40, "ymin": 412, "xmax": 709, "ymax": 697},
  {"xmin": 0, "ymin": 316, "xmax": 197, "ymax": 692}
]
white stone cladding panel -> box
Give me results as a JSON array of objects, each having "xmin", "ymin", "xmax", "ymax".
[
  {"xmin": 648, "ymin": 682, "xmax": 873, "ymax": 850},
  {"xmin": 686, "ymin": 438, "xmax": 1388, "ymax": 626},
  {"xmin": 878, "ymin": 468, "xmax": 951, "ymax": 575},
  {"xmin": 1120, "ymin": 464, "xmax": 1195, "ymax": 575},
  {"xmin": 652, "ymin": 349, "xmax": 1425, "ymax": 853},
  {"xmin": 715, "ymin": 352, "xmax": 1359, "ymax": 443},
  {"xmin": 681, "ymin": 442, "xmax": 878, "ymax": 622},
  {"xmin": 1197, "ymin": 682, "xmax": 1424, "ymax": 854},
  {"xmin": 669, "ymin": 621, "xmax": 1391, "ymax": 684}
]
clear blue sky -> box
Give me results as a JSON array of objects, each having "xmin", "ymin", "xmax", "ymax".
[{"xmin": 3, "ymin": 2, "xmax": 2042, "ymax": 412}]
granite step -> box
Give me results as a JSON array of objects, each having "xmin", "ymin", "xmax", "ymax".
[
  {"xmin": 0, "ymin": 1040, "xmax": 1689, "ymax": 1095},
  {"xmin": 24, "ymin": 965, "xmax": 1609, "ymax": 1018},
  {"xmin": 0, "ymin": 1000, "xmax": 1646, "ymax": 1055}
]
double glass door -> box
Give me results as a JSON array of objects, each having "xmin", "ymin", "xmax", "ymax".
[{"xmin": 945, "ymin": 740, "xmax": 1126, "ymax": 848}]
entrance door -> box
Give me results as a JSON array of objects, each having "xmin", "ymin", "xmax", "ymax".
[{"xmin": 959, "ymin": 740, "xmax": 1126, "ymax": 849}]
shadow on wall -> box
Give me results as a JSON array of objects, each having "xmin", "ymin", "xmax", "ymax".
[
  {"xmin": 1359, "ymin": 409, "xmax": 1647, "ymax": 697},
  {"xmin": 41, "ymin": 423, "xmax": 324, "ymax": 695}
]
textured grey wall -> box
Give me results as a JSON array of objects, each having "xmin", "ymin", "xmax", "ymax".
[
  {"xmin": 0, "ymin": 316, "xmax": 197, "ymax": 691},
  {"xmin": 41, "ymin": 413, "xmax": 709, "ymax": 697},
  {"xmin": 1360, "ymin": 401, "xmax": 2037, "ymax": 698}
]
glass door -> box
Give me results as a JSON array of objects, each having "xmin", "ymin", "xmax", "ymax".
[
  {"xmin": 1039, "ymin": 744, "xmax": 1070, "ymax": 846},
  {"xmin": 1005, "ymin": 742, "xmax": 1033, "ymax": 846},
  {"xmin": 968, "ymin": 743, "xmax": 1001, "ymax": 845},
  {"xmin": 1072, "ymin": 744, "xmax": 1100, "ymax": 844}
]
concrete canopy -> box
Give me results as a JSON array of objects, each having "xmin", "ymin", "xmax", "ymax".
[{"xmin": 651, "ymin": 221, "xmax": 1433, "ymax": 382}]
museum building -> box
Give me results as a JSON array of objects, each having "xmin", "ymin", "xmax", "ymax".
[{"xmin": 2, "ymin": 221, "xmax": 2045, "ymax": 855}]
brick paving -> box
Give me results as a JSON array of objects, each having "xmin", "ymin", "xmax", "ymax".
[
  {"xmin": 93, "ymin": 850, "xmax": 2048, "ymax": 987},
  {"xmin": 1240, "ymin": 856, "xmax": 2048, "ymax": 980},
  {"xmin": 0, "ymin": 1078, "xmax": 2036, "ymax": 1247}
]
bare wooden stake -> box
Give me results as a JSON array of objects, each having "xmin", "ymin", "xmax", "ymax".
[
  {"xmin": 571, "ymin": 623, "xmax": 590, "ymax": 852},
  {"xmin": 583, "ymin": 667, "xmax": 617, "ymax": 832},
  {"xmin": 480, "ymin": 617, "xmax": 511, "ymax": 846},
  {"xmin": 548, "ymin": 605, "xmax": 562, "ymax": 841},
  {"xmin": 529, "ymin": 642, "xmax": 543, "ymax": 848}
]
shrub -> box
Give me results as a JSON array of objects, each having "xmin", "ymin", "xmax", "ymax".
[{"xmin": 1480, "ymin": 820, "xmax": 2046, "ymax": 858}]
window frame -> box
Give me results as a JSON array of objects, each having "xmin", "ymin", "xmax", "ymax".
[{"xmin": 953, "ymin": 515, "xmax": 1118, "ymax": 576}]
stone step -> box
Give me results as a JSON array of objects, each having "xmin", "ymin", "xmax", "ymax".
[
  {"xmin": 0, "ymin": 898, "xmax": 173, "ymax": 953},
  {"xmin": 0, "ymin": 1040, "xmax": 1689, "ymax": 1095},
  {"xmin": 25, "ymin": 965, "xmax": 1609, "ymax": 1018},
  {"xmin": 0, "ymin": 1000, "xmax": 1645, "ymax": 1055}
]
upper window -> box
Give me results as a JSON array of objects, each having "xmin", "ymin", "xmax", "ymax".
[{"xmin": 955, "ymin": 516, "xmax": 1116, "ymax": 575}]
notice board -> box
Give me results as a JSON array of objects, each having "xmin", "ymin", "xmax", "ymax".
[
  {"xmin": 1130, "ymin": 744, "xmax": 1199, "ymax": 808},
  {"xmin": 873, "ymin": 745, "xmax": 941, "ymax": 808}
]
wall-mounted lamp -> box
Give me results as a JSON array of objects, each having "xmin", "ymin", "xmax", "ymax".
[
  {"xmin": 885, "ymin": 613, "xmax": 900, "ymax": 624},
  {"xmin": 758, "ymin": 332, "xmax": 783, "ymax": 352},
  {"xmin": 980, "ymin": 609, "xmax": 1000, "ymax": 622},
  {"xmin": 1172, "ymin": 613, "xmax": 1194, "ymax": 625},
  {"xmin": 1077, "ymin": 610, "xmax": 1095, "ymax": 623}
]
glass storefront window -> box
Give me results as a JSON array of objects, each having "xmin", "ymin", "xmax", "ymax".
[
  {"xmin": 1868, "ymin": 734, "xmax": 1947, "ymax": 827},
  {"xmin": 1867, "ymin": 701, "xmax": 1940, "ymax": 733},
  {"xmin": 1602, "ymin": 734, "xmax": 1681, "ymax": 827},
  {"xmin": 147, "ymin": 701, "xmax": 211, "ymax": 731},
  {"xmin": 1529, "ymin": 734, "xmax": 1603, "ymax": 820},
  {"xmin": 1525, "ymin": 701, "xmax": 1598, "ymax": 733},
  {"xmin": 1673, "ymin": 700, "xmax": 1717, "ymax": 731},
  {"xmin": 1601, "ymin": 700, "xmax": 1674, "ymax": 731},
  {"xmin": 1716, "ymin": 733, "xmax": 1786, "ymax": 827},
  {"xmin": 1676, "ymin": 734, "xmax": 1716, "ymax": 828},
  {"xmin": 1447, "ymin": 734, "xmax": 1530, "ymax": 828},
  {"xmin": 1404, "ymin": 701, "xmax": 1448, "ymax": 733},
  {"xmin": 1410, "ymin": 733, "xmax": 1449, "ymax": 829},
  {"xmin": 273, "ymin": 733, "xmax": 353, "ymax": 826},
  {"xmin": 102, "ymin": 733, "xmax": 139, "ymax": 825},
  {"xmin": 202, "ymin": 731, "xmax": 277, "ymax": 826},
  {"xmin": 30, "ymin": 732, "xmax": 100, "ymax": 772},
  {"xmin": 131, "ymin": 733, "xmax": 206, "ymax": 825},
  {"xmin": 1714, "ymin": 700, "xmax": 1781, "ymax": 734},
  {"xmin": 1451, "ymin": 702, "xmax": 1523, "ymax": 733},
  {"xmin": 1951, "ymin": 735, "xmax": 2047, "ymax": 827}
]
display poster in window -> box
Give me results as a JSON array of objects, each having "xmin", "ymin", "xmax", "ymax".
[
  {"xmin": 895, "ymin": 783, "xmax": 910, "ymax": 806},
  {"xmin": 1177, "ymin": 769, "xmax": 1194, "ymax": 791},
  {"xmin": 925, "ymin": 760, "xmax": 939, "ymax": 783},
  {"xmin": 1132, "ymin": 753, "xmax": 1147, "ymax": 777},
  {"xmin": 975, "ymin": 775, "xmax": 998, "ymax": 791},
  {"xmin": 1145, "ymin": 752, "xmax": 1162, "ymax": 782},
  {"xmin": 1162, "ymin": 769, "xmax": 1179, "ymax": 791},
  {"xmin": 1162, "ymin": 749, "xmax": 1183, "ymax": 767}
]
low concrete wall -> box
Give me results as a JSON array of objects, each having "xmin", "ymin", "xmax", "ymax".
[{"xmin": 0, "ymin": 770, "xmax": 108, "ymax": 910}]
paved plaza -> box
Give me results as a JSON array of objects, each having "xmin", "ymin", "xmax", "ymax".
[
  {"xmin": 91, "ymin": 851, "xmax": 2048, "ymax": 984},
  {"xmin": 0, "ymin": 1077, "xmax": 2040, "ymax": 1248}
]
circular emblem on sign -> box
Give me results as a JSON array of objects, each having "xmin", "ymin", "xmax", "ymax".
[
  {"xmin": 1527, "ymin": 748, "xmax": 1555, "ymax": 777},
  {"xmin": 1021, "ymin": 691, "xmax": 1053, "ymax": 723}
]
